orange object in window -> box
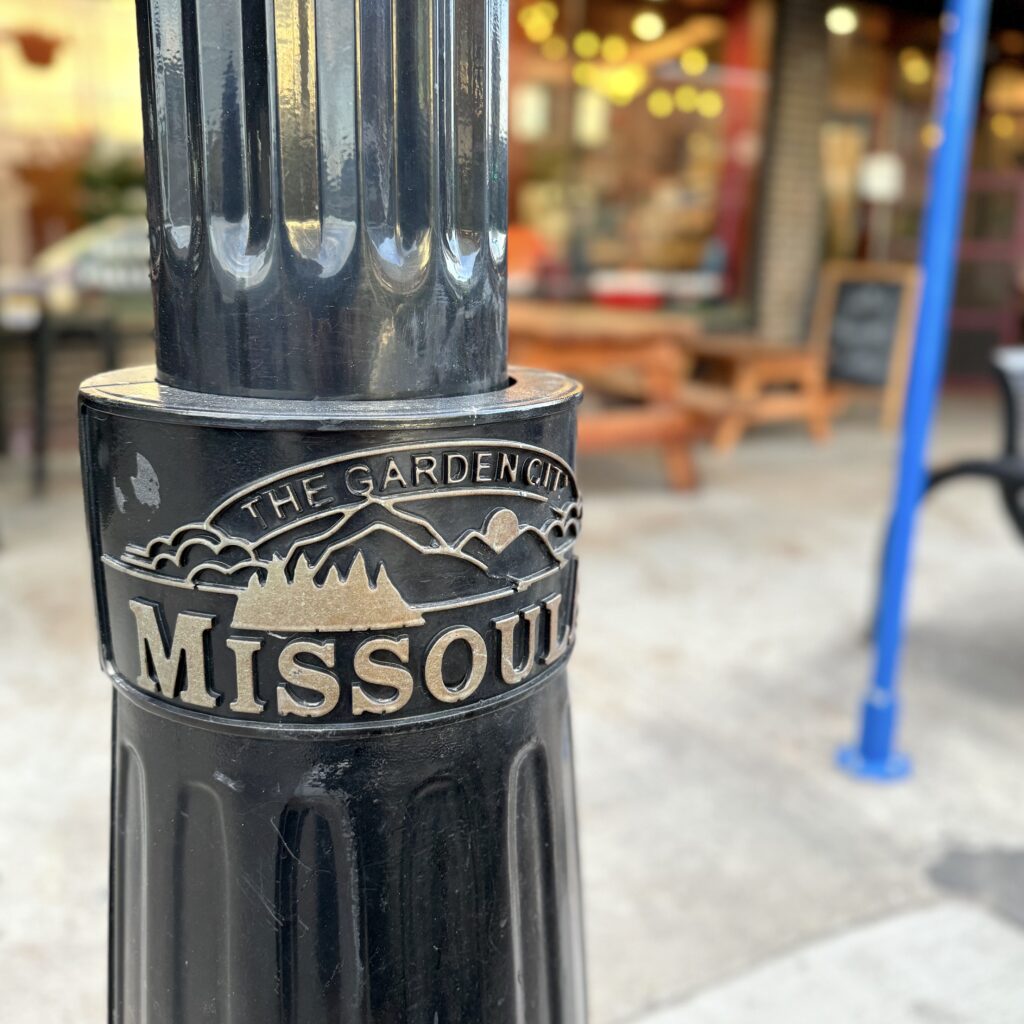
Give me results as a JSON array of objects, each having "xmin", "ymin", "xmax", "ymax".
[{"xmin": 507, "ymin": 223, "xmax": 550, "ymax": 277}]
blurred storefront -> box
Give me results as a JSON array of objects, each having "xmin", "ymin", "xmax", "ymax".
[
  {"xmin": 0, "ymin": 0, "xmax": 143, "ymax": 264},
  {"xmin": 1, "ymin": 0, "xmax": 1024, "ymax": 458},
  {"xmin": 818, "ymin": 3, "xmax": 1024, "ymax": 377},
  {"xmin": 507, "ymin": 0, "xmax": 1024, "ymax": 373},
  {"xmin": 508, "ymin": 0, "xmax": 774, "ymax": 321}
]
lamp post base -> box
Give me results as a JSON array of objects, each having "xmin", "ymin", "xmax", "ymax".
[{"xmin": 81, "ymin": 365, "xmax": 587, "ymax": 1023}]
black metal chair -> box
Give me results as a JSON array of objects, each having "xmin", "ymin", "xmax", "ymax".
[
  {"xmin": 29, "ymin": 311, "xmax": 121, "ymax": 495},
  {"xmin": 869, "ymin": 348, "xmax": 1024, "ymax": 639},
  {"xmin": 1, "ymin": 310, "xmax": 120, "ymax": 495},
  {"xmin": 926, "ymin": 347, "xmax": 1024, "ymax": 537}
]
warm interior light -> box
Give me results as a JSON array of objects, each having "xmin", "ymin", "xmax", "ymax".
[
  {"xmin": 573, "ymin": 30, "xmax": 601, "ymax": 59},
  {"xmin": 675, "ymin": 84, "xmax": 699, "ymax": 112},
  {"xmin": 920, "ymin": 122, "xmax": 943, "ymax": 149},
  {"xmin": 511, "ymin": 83, "xmax": 552, "ymax": 142},
  {"xmin": 697, "ymin": 90, "xmax": 723, "ymax": 119},
  {"xmin": 679, "ymin": 48, "xmax": 709, "ymax": 77},
  {"xmin": 825, "ymin": 5, "xmax": 859, "ymax": 36},
  {"xmin": 631, "ymin": 11, "xmax": 666, "ymax": 43},
  {"xmin": 571, "ymin": 63, "xmax": 592, "ymax": 88},
  {"xmin": 984, "ymin": 64, "xmax": 1024, "ymax": 113},
  {"xmin": 603, "ymin": 64, "xmax": 647, "ymax": 106},
  {"xmin": 856, "ymin": 152, "xmax": 906, "ymax": 203},
  {"xmin": 524, "ymin": 17, "xmax": 554, "ymax": 43},
  {"xmin": 601, "ymin": 34, "xmax": 629, "ymax": 63},
  {"xmin": 647, "ymin": 88, "xmax": 674, "ymax": 118},
  {"xmin": 991, "ymin": 113, "xmax": 1016, "ymax": 140},
  {"xmin": 541, "ymin": 35, "xmax": 568, "ymax": 61},
  {"xmin": 899, "ymin": 47, "xmax": 932, "ymax": 86},
  {"xmin": 517, "ymin": 2, "xmax": 559, "ymax": 25},
  {"xmin": 573, "ymin": 89, "xmax": 611, "ymax": 147},
  {"xmin": 518, "ymin": 2, "xmax": 559, "ymax": 44}
]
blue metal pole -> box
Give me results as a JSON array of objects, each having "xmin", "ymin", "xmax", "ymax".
[{"xmin": 837, "ymin": 0, "xmax": 991, "ymax": 781}]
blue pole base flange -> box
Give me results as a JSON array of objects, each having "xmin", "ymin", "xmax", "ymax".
[
  {"xmin": 836, "ymin": 688, "xmax": 911, "ymax": 782},
  {"xmin": 835, "ymin": 744, "xmax": 912, "ymax": 782}
]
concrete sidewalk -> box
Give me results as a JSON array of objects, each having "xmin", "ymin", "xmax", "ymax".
[
  {"xmin": 572, "ymin": 397, "xmax": 1024, "ymax": 1021},
  {"xmin": 2, "ymin": 397, "xmax": 1023, "ymax": 1023},
  {"xmin": 639, "ymin": 903, "xmax": 1024, "ymax": 1023}
]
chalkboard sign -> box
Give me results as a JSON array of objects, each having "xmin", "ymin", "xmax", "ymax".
[
  {"xmin": 827, "ymin": 281, "xmax": 905, "ymax": 386},
  {"xmin": 809, "ymin": 262, "xmax": 921, "ymax": 429}
]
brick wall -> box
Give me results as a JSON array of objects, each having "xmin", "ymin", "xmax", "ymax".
[{"xmin": 753, "ymin": 0, "xmax": 829, "ymax": 343}]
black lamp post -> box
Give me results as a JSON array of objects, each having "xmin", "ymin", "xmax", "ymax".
[{"xmin": 79, "ymin": 1, "xmax": 586, "ymax": 1020}]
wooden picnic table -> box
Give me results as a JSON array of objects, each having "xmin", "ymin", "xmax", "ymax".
[
  {"xmin": 510, "ymin": 298, "xmax": 840, "ymax": 468},
  {"xmin": 677, "ymin": 334, "xmax": 834, "ymax": 452},
  {"xmin": 508, "ymin": 298, "xmax": 700, "ymax": 489}
]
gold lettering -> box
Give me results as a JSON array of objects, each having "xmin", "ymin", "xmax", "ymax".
[
  {"xmin": 268, "ymin": 485, "xmax": 300, "ymax": 519},
  {"xmin": 445, "ymin": 453, "xmax": 469, "ymax": 484},
  {"xmin": 497, "ymin": 452, "xmax": 519, "ymax": 483},
  {"xmin": 301, "ymin": 473, "xmax": 333, "ymax": 509},
  {"xmin": 541, "ymin": 591, "xmax": 572, "ymax": 665},
  {"xmin": 494, "ymin": 605, "xmax": 541, "ymax": 685},
  {"xmin": 351, "ymin": 637, "xmax": 413, "ymax": 715},
  {"xmin": 413, "ymin": 455, "xmax": 439, "ymax": 486},
  {"xmin": 130, "ymin": 600, "xmax": 216, "ymax": 708},
  {"xmin": 241, "ymin": 497, "xmax": 267, "ymax": 528},
  {"xmin": 226, "ymin": 638, "xmax": 266, "ymax": 714},
  {"xmin": 474, "ymin": 452, "xmax": 494, "ymax": 483},
  {"xmin": 276, "ymin": 640, "xmax": 339, "ymax": 718},
  {"xmin": 424, "ymin": 626, "xmax": 487, "ymax": 703},
  {"xmin": 346, "ymin": 464, "xmax": 373, "ymax": 496},
  {"xmin": 381, "ymin": 457, "xmax": 408, "ymax": 490}
]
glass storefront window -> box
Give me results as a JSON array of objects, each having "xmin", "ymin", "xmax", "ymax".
[
  {"xmin": 820, "ymin": 5, "xmax": 1024, "ymax": 376},
  {"xmin": 508, "ymin": 0, "xmax": 775, "ymax": 308}
]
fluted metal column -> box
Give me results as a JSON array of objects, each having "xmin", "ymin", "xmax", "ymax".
[
  {"xmin": 139, "ymin": 0, "xmax": 508, "ymax": 399},
  {"xmin": 80, "ymin": 2, "xmax": 585, "ymax": 1022}
]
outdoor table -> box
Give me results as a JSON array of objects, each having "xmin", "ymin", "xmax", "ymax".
[
  {"xmin": 509, "ymin": 298, "xmax": 699, "ymax": 489},
  {"xmin": 678, "ymin": 334, "xmax": 835, "ymax": 453}
]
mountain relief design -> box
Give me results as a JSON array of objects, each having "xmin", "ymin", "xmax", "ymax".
[
  {"xmin": 232, "ymin": 553, "xmax": 424, "ymax": 632},
  {"xmin": 110, "ymin": 454, "xmax": 581, "ymax": 634}
]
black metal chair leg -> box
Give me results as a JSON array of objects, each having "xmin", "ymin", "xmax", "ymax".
[
  {"xmin": 31, "ymin": 319, "xmax": 53, "ymax": 497},
  {"xmin": 101, "ymin": 319, "xmax": 120, "ymax": 372}
]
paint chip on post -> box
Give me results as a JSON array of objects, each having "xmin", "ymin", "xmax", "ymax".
[{"xmin": 130, "ymin": 454, "xmax": 160, "ymax": 508}]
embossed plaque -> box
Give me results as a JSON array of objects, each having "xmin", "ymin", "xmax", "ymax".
[{"xmin": 83, "ymin": 369, "xmax": 582, "ymax": 729}]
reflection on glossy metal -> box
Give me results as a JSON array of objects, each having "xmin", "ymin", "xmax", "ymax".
[
  {"xmin": 137, "ymin": 0, "xmax": 508, "ymax": 400},
  {"xmin": 81, "ymin": 2, "xmax": 585, "ymax": 1021}
]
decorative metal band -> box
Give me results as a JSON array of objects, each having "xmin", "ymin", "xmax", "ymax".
[{"xmin": 82, "ymin": 370, "xmax": 580, "ymax": 729}]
